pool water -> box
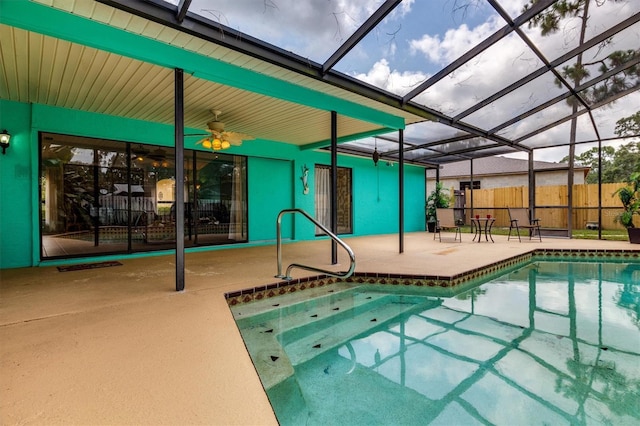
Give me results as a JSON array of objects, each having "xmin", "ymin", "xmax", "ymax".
[{"xmin": 231, "ymin": 261, "xmax": 640, "ymax": 425}]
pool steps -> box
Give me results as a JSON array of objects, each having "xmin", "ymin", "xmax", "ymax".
[{"xmin": 234, "ymin": 287, "xmax": 441, "ymax": 389}]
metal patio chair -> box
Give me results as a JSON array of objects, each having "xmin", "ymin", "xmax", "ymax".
[
  {"xmin": 434, "ymin": 208, "xmax": 461, "ymax": 242},
  {"xmin": 508, "ymin": 207, "xmax": 542, "ymax": 242}
]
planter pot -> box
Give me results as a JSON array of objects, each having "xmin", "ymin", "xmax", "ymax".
[
  {"xmin": 427, "ymin": 222, "xmax": 436, "ymax": 233},
  {"xmin": 628, "ymin": 228, "xmax": 640, "ymax": 244}
]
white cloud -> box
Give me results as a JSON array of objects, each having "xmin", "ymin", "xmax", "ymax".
[
  {"xmin": 354, "ymin": 59, "xmax": 429, "ymax": 97},
  {"xmin": 409, "ymin": 34, "xmax": 444, "ymax": 63}
]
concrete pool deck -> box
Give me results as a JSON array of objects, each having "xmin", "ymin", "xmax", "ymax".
[{"xmin": 1, "ymin": 232, "xmax": 639, "ymax": 425}]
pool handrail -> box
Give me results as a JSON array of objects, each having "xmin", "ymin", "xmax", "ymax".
[{"xmin": 275, "ymin": 208, "xmax": 356, "ymax": 281}]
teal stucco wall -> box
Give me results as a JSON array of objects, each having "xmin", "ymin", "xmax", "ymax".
[
  {"xmin": 0, "ymin": 99, "xmax": 426, "ymax": 269},
  {"xmin": 0, "ymin": 101, "xmax": 34, "ymax": 268}
]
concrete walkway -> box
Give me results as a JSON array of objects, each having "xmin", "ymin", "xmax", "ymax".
[{"xmin": 1, "ymin": 232, "xmax": 638, "ymax": 425}]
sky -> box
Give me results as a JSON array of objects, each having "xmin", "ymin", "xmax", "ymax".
[{"xmin": 175, "ymin": 0, "xmax": 639, "ymax": 163}]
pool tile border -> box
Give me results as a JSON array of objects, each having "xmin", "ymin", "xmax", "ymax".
[{"xmin": 225, "ymin": 249, "xmax": 640, "ymax": 306}]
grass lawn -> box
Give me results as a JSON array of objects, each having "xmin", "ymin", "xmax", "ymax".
[{"xmin": 457, "ymin": 226, "xmax": 629, "ymax": 241}]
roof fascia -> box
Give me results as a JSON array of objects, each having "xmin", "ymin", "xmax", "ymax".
[{"xmin": 0, "ymin": 0, "xmax": 404, "ymax": 130}]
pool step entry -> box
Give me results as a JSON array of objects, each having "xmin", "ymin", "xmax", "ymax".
[
  {"xmin": 235, "ymin": 287, "xmax": 372, "ymax": 389},
  {"xmin": 235, "ymin": 288, "xmax": 436, "ymax": 389},
  {"xmin": 282, "ymin": 294, "xmax": 439, "ymax": 366}
]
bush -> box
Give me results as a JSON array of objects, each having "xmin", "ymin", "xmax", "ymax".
[{"xmin": 426, "ymin": 182, "xmax": 450, "ymax": 222}]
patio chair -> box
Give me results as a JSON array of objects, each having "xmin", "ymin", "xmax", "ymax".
[
  {"xmin": 434, "ymin": 208, "xmax": 461, "ymax": 242},
  {"xmin": 508, "ymin": 207, "xmax": 542, "ymax": 242}
]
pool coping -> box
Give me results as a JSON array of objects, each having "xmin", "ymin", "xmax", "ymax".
[{"xmin": 225, "ymin": 248, "xmax": 640, "ymax": 306}]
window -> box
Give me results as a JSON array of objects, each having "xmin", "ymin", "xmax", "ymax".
[
  {"xmin": 314, "ymin": 165, "xmax": 352, "ymax": 235},
  {"xmin": 460, "ymin": 181, "xmax": 481, "ymax": 190},
  {"xmin": 39, "ymin": 132, "xmax": 247, "ymax": 260}
]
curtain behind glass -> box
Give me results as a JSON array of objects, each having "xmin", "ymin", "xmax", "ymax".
[
  {"xmin": 228, "ymin": 156, "xmax": 247, "ymax": 240},
  {"xmin": 315, "ymin": 166, "xmax": 330, "ymax": 234}
]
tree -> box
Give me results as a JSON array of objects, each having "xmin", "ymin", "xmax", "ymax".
[
  {"xmin": 606, "ymin": 141, "xmax": 640, "ymax": 183},
  {"xmin": 561, "ymin": 142, "xmax": 640, "ymax": 183},
  {"xmin": 615, "ymin": 111, "xmax": 640, "ymax": 137},
  {"xmin": 525, "ymin": 0, "xmax": 640, "ymax": 112},
  {"xmin": 525, "ymin": 0, "xmax": 639, "ymax": 231},
  {"xmin": 560, "ymin": 145, "xmax": 615, "ymax": 183}
]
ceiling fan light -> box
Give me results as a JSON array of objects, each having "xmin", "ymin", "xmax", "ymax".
[
  {"xmin": 212, "ymin": 138, "xmax": 222, "ymax": 150},
  {"xmin": 202, "ymin": 140, "xmax": 212, "ymax": 149},
  {"xmin": 221, "ymin": 140, "xmax": 231, "ymax": 150}
]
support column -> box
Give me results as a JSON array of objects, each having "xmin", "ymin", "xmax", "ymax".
[
  {"xmin": 528, "ymin": 152, "xmax": 535, "ymax": 219},
  {"xmin": 330, "ymin": 111, "xmax": 338, "ymax": 264},
  {"xmin": 175, "ymin": 68, "xmax": 185, "ymax": 292},
  {"xmin": 399, "ymin": 129, "xmax": 404, "ymax": 253},
  {"xmin": 470, "ymin": 159, "xmax": 474, "ymax": 220},
  {"xmin": 597, "ymin": 138, "xmax": 602, "ymax": 239}
]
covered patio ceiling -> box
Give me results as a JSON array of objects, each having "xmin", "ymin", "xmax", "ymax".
[{"xmin": 1, "ymin": 0, "xmax": 639, "ymax": 167}]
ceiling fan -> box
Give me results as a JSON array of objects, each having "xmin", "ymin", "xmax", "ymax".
[{"xmin": 191, "ymin": 110, "xmax": 255, "ymax": 151}]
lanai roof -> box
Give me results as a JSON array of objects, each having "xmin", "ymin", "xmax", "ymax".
[
  {"xmin": 428, "ymin": 156, "xmax": 591, "ymax": 178},
  {"xmin": 1, "ymin": 0, "xmax": 638, "ymax": 166}
]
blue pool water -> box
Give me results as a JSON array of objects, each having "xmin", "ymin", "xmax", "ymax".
[{"xmin": 231, "ymin": 261, "xmax": 640, "ymax": 425}]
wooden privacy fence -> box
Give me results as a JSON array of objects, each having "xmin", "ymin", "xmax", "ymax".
[{"xmin": 460, "ymin": 183, "xmax": 637, "ymax": 229}]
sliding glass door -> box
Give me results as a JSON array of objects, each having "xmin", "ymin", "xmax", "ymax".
[{"xmin": 40, "ymin": 132, "xmax": 247, "ymax": 260}]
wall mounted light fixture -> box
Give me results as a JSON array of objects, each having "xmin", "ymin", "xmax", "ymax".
[{"xmin": 0, "ymin": 129, "xmax": 10, "ymax": 154}]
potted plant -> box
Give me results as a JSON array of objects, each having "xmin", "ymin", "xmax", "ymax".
[
  {"xmin": 614, "ymin": 171, "xmax": 640, "ymax": 244},
  {"xmin": 426, "ymin": 182, "xmax": 450, "ymax": 232}
]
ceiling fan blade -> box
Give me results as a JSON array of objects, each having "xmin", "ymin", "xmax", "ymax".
[{"xmin": 224, "ymin": 132, "xmax": 255, "ymax": 143}]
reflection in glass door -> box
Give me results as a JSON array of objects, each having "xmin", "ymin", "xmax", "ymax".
[
  {"xmin": 314, "ymin": 165, "xmax": 352, "ymax": 235},
  {"xmin": 40, "ymin": 133, "xmax": 248, "ymax": 260}
]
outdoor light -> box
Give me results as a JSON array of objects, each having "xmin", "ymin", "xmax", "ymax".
[
  {"xmin": 0, "ymin": 129, "xmax": 10, "ymax": 154},
  {"xmin": 372, "ymin": 139, "xmax": 379, "ymax": 166},
  {"xmin": 201, "ymin": 136, "xmax": 232, "ymax": 151},
  {"xmin": 212, "ymin": 138, "xmax": 222, "ymax": 150}
]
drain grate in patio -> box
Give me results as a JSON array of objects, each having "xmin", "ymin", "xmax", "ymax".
[{"xmin": 57, "ymin": 261, "xmax": 122, "ymax": 272}]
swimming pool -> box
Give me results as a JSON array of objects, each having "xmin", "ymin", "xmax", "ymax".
[{"xmin": 231, "ymin": 260, "xmax": 640, "ymax": 425}]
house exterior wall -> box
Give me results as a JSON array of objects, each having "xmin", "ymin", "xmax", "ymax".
[
  {"xmin": 430, "ymin": 170, "xmax": 585, "ymax": 192},
  {"xmin": 0, "ymin": 99, "xmax": 425, "ymax": 269}
]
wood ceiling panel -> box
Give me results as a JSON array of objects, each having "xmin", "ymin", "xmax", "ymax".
[
  {"xmin": 12, "ymin": 27, "xmax": 30, "ymax": 102},
  {"xmin": 98, "ymin": 60, "xmax": 148, "ymax": 113},
  {"xmin": 49, "ymin": 0, "xmax": 73, "ymax": 13},
  {"xmin": 69, "ymin": 0, "xmax": 98, "ymax": 18},
  {"xmin": 38, "ymin": 36, "xmax": 57, "ymax": 104},
  {"xmin": 86, "ymin": 0, "xmax": 116, "ymax": 23},
  {"xmin": 48, "ymin": 40, "xmax": 73, "ymax": 105},
  {"xmin": 111, "ymin": 9, "xmax": 136, "ymax": 30},
  {"xmin": 2, "ymin": 21, "xmax": 386, "ymax": 148},
  {"xmin": 69, "ymin": 49, "xmax": 110, "ymax": 109},
  {"xmin": 120, "ymin": 70, "xmax": 174, "ymax": 118},
  {"xmin": 57, "ymin": 42, "xmax": 85, "ymax": 106}
]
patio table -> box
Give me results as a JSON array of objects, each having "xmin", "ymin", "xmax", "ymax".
[{"xmin": 472, "ymin": 217, "xmax": 495, "ymax": 243}]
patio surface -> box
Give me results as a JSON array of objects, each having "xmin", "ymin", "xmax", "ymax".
[{"xmin": 1, "ymin": 232, "xmax": 639, "ymax": 425}]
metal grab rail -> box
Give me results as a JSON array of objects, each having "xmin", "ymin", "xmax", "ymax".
[{"xmin": 275, "ymin": 208, "xmax": 356, "ymax": 281}]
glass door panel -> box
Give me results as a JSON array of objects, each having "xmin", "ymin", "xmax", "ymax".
[{"xmin": 41, "ymin": 133, "xmax": 248, "ymax": 260}]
